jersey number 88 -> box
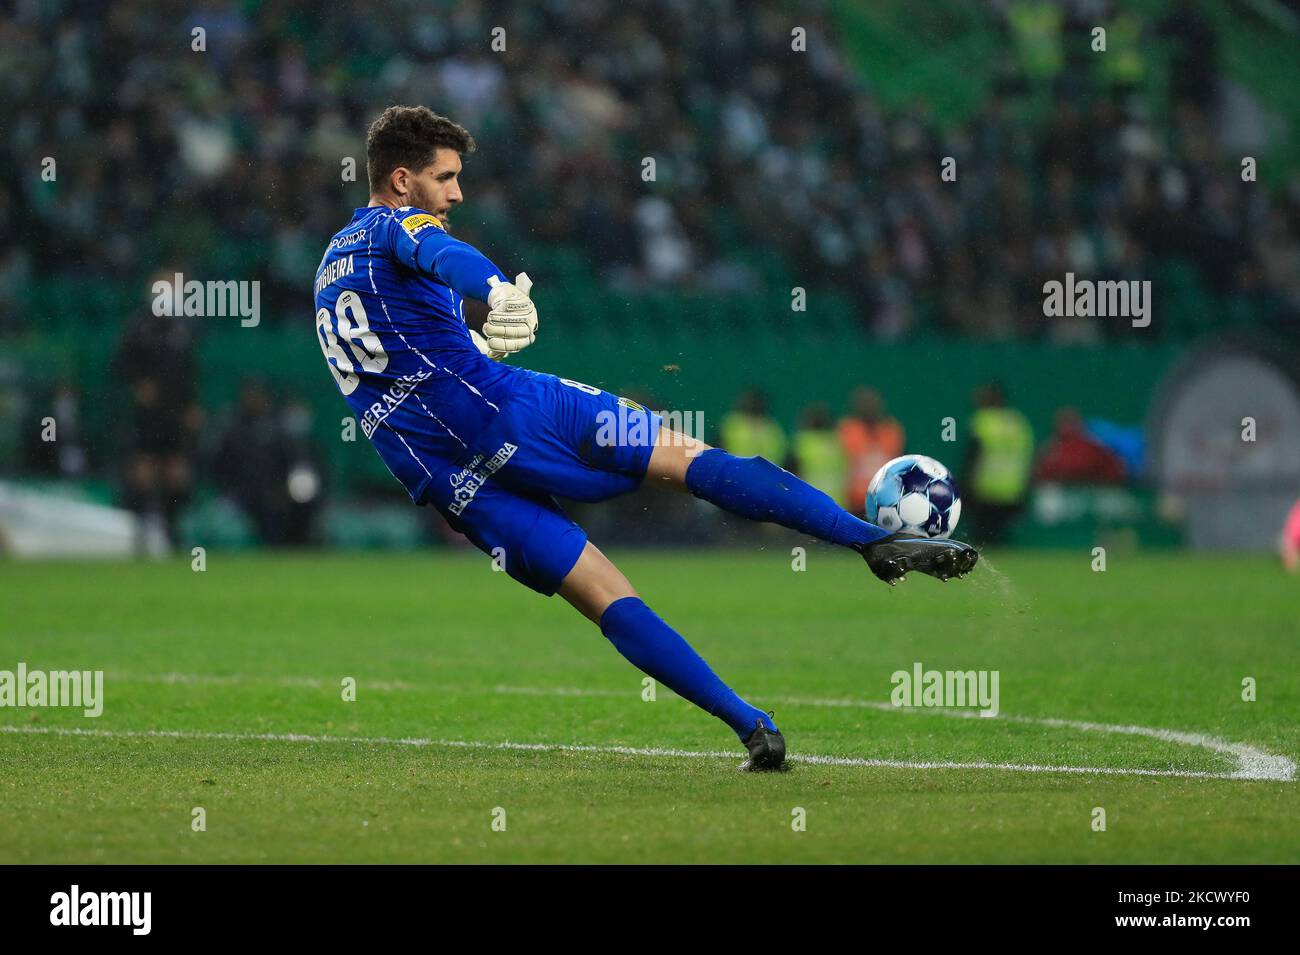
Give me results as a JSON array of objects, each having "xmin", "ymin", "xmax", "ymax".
[{"xmin": 316, "ymin": 290, "xmax": 389, "ymax": 395}]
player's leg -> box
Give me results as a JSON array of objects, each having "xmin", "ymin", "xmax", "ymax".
[
  {"xmin": 646, "ymin": 427, "xmax": 979, "ymax": 584},
  {"xmin": 436, "ymin": 473, "xmax": 785, "ymax": 768},
  {"xmin": 553, "ymin": 538, "xmax": 636, "ymax": 624},
  {"xmin": 642, "ymin": 428, "xmax": 883, "ymax": 545},
  {"xmin": 645, "ymin": 428, "xmax": 886, "ymax": 547},
  {"xmin": 124, "ymin": 452, "xmax": 160, "ymax": 556},
  {"xmin": 557, "ymin": 539, "xmax": 786, "ymax": 770}
]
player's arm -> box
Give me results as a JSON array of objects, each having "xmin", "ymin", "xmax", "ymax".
[{"xmin": 388, "ymin": 210, "xmax": 537, "ymax": 355}]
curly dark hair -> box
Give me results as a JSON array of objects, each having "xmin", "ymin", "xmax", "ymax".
[{"xmin": 365, "ymin": 106, "xmax": 475, "ymax": 193}]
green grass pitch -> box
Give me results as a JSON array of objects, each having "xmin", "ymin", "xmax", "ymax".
[{"xmin": 1, "ymin": 548, "xmax": 1296, "ymax": 863}]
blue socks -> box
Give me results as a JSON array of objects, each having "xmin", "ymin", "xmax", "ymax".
[
  {"xmin": 685, "ymin": 448, "xmax": 891, "ymax": 547},
  {"xmin": 599, "ymin": 596, "xmax": 775, "ymax": 740},
  {"xmin": 595, "ymin": 451, "xmax": 887, "ymax": 740}
]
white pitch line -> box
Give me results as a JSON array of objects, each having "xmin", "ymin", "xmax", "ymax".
[
  {"xmin": 0, "ymin": 723, "xmax": 1289, "ymax": 782},
  {"xmin": 114, "ymin": 672, "xmax": 415, "ymax": 691},
  {"xmin": 88, "ymin": 674, "xmax": 1297, "ymax": 782},
  {"xmin": 495, "ymin": 686, "xmax": 1297, "ymax": 782}
]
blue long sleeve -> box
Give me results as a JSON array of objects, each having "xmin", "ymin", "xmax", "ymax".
[
  {"xmin": 415, "ymin": 233, "xmax": 507, "ymax": 301},
  {"xmin": 385, "ymin": 207, "xmax": 507, "ymax": 301}
]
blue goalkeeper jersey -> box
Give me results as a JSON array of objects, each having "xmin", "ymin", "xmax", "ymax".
[{"xmin": 313, "ymin": 205, "xmax": 523, "ymax": 498}]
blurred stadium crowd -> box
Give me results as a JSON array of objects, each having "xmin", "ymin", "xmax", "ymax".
[
  {"xmin": 4, "ymin": 0, "xmax": 1298, "ymax": 337},
  {"xmin": 2, "ymin": 0, "xmax": 1297, "ymax": 550}
]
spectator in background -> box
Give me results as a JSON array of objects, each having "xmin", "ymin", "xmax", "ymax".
[
  {"xmin": 24, "ymin": 381, "xmax": 88, "ymax": 477},
  {"xmin": 1006, "ymin": 0, "xmax": 1064, "ymax": 79},
  {"xmin": 964, "ymin": 382, "xmax": 1034, "ymax": 545},
  {"xmin": 790, "ymin": 403, "xmax": 847, "ymax": 507},
  {"xmin": 212, "ymin": 379, "xmax": 322, "ymax": 546},
  {"xmin": 279, "ymin": 396, "xmax": 325, "ymax": 546},
  {"xmin": 1280, "ymin": 499, "xmax": 1300, "ymax": 573},
  {"xmin": 1082, "ymin": 416, "xmax": 1145, "ymax": 479},
  {"xmin": 213, "ymin": 379, "xmax": 282, "ymax": 544},
  {"xmin": 5, "ymin": 0, "xmax": 1298, "ymax": 341},
  {"xmin": 1034, "ymin": 408, "xmax": 1127, "ymax": 484},
  {"xmin": 111, "ymin": 299, "xmax": 203, "ymax": 553},
  {"xmin": 838, "ymin": 387, "xmax": 904, "ymax": 516},
  {"xmin": 719, "ymin": 390, "xmax": 787, "ymax": 465}
]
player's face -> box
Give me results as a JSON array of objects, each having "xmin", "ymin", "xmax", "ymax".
[{"xmin": 405, "ymin": 148, "xmax": 463, "ymax": 228}]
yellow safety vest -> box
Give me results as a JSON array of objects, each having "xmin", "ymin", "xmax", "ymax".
[
  {"xmin": 792, "ymin": 429, "xmax": 847, "ymax": 507},
  {"xmin": 720, "ymin": 413, "xmax": 787, "ymax": 464},
  {"xmin": 971, "ymin": 408, "xmax": 1034, "ymax": 503}
]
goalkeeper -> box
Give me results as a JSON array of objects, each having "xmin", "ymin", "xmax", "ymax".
[{"xmin": 312, "ymin": 107, "xmax": 978, "ymax": 771}]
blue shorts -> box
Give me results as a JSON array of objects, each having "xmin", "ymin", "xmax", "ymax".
[{"xmin": 418, "ymin": 372, "xmax": 662, "ymax": 595}]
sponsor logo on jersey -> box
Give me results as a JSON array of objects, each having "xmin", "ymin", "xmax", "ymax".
[
  {"xmin": 329, "ymin": 228, "xmax": 366, "ymax": 250},
  {"xmin": 447, "ymin": 442, "xmax": 518, "ymax": 515},
  {"xmin": 360, "ymin": 369, "xmax": 434, "ymax": 438},
  {"xmin": 401, "ymin": 213, "xmax": 443, "ymax": 238}
]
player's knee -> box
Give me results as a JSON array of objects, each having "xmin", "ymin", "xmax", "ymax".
[{"xmin": 558, "ymin": 542, "xmax": 638, "ymax": 624}]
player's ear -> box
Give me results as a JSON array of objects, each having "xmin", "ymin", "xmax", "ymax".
[{"xmin": 389, "ymin": 166, "xmax": 409, "ymax": 199}]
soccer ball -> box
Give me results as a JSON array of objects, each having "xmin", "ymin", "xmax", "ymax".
[{"xmin": 865, "ymin": 454, "xmax": 962, "ymax": 538}]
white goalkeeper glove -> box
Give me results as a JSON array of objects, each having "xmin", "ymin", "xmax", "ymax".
[
  {"xmin": 469, "ymin": 328, "xmax": 506, "ymax": 361},
  {"xmin": 483, "ymin": 272, "xmax": 537, "ymax": 355}
]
